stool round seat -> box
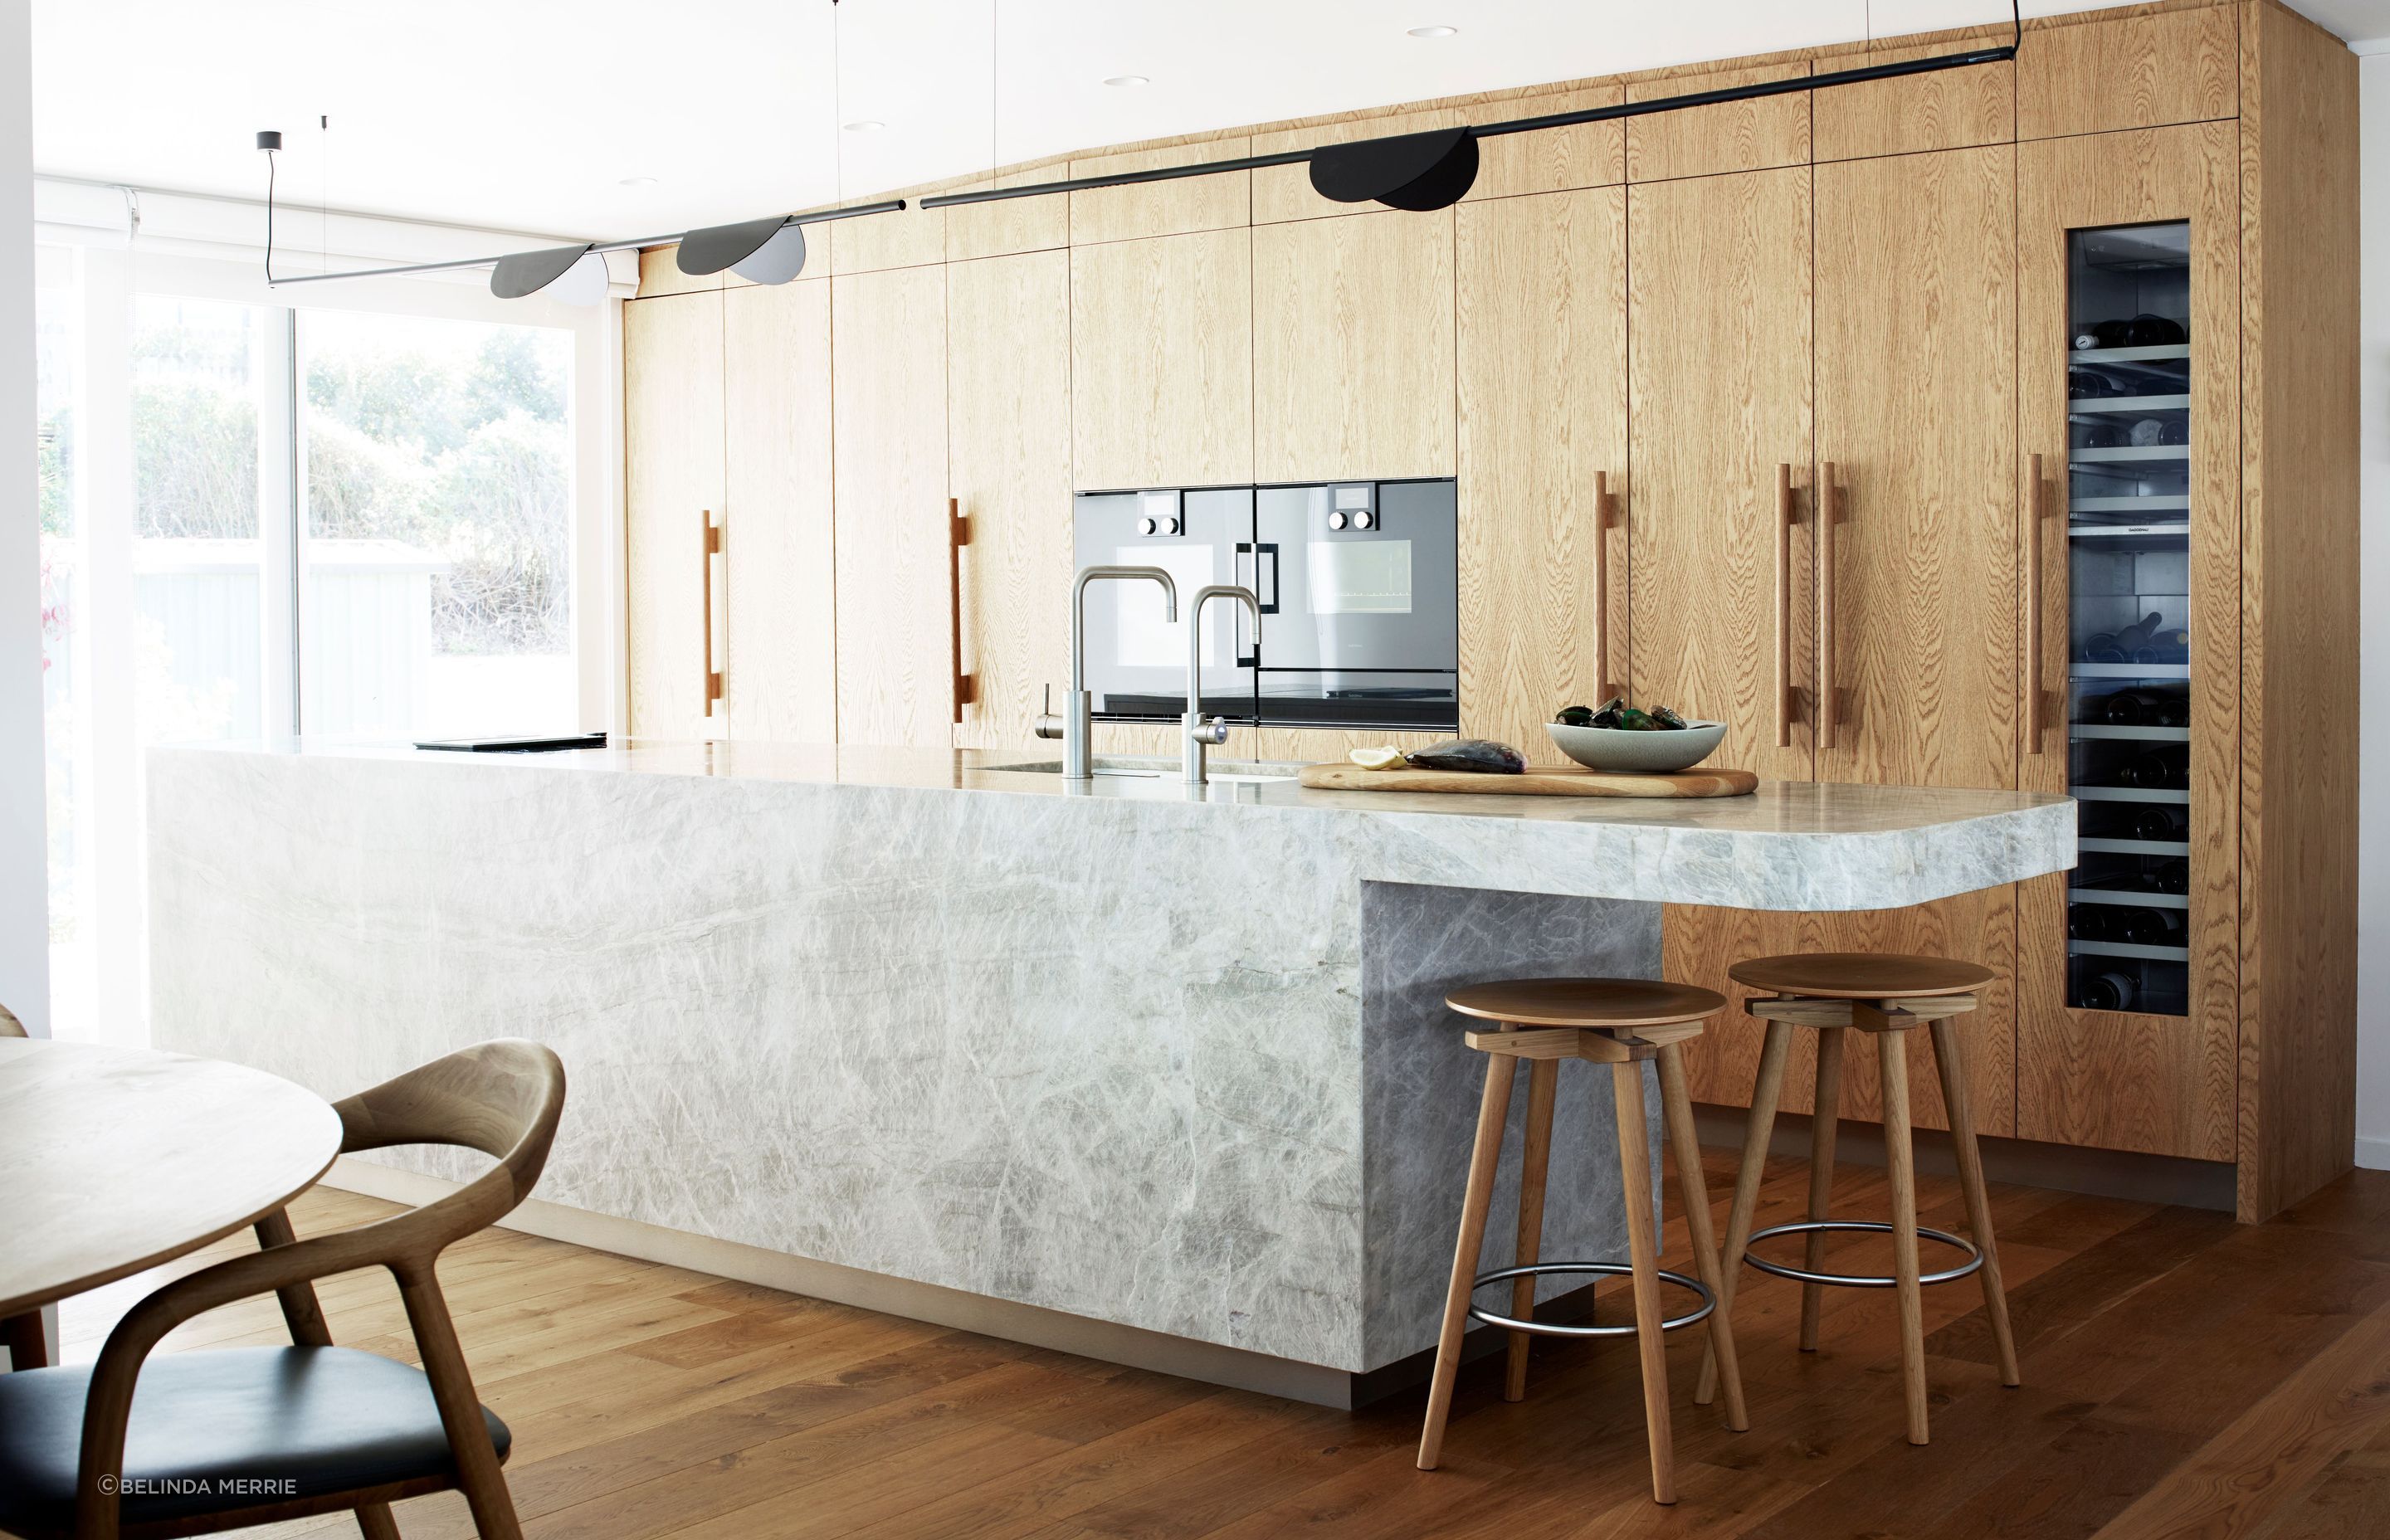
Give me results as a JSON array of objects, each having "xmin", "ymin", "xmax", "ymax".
[
  {"xmin": 1726, "ymin": 952, "xmax": 1994, "ymax": 999},
  {"xmin": 1445, "ymin": 977, "xmax": 1727, "ymax": 1028}
]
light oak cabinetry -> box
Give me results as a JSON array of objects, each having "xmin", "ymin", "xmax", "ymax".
[
  {"xmin": 618, "ymin": 0, "xmax": 2358, "ymax": 1219},
  {"xmin": 722, "ymin": 281, "xmax": 836, "ymax": 744},
  {"xmin": 949, "ymin": 251, "xmax": 1074, "ymax": 753},
  {"xmin": 1454, "ymin": 189, "xmax": 1627, "ymax": 755},
  {"xmin": 832, "ymin": 266, "xmax": 951, "ymax": 749},
  {"xmin": 623, "ymin": 290, "xmax": 723, "ymax": 738},
  {"xmin": 1069, "ymin": 230, "xmax": 1252, "ymax": 490},
  {"xmin": 1252, "ymin": 209, "xmax": 1456, "ymax": 483}
]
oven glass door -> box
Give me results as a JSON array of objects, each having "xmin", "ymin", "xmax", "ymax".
[
  {"xmin": 1252, "ymin": 480, "xmax": 1458, "ymax": 729},
  {"xmin": 1073, "ymin": 486, "xmax": 1256, "ymax": 721}
]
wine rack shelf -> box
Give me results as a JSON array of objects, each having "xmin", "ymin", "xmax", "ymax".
[
  {"xmin": 2071, "ymin": 524, "xmax": 2189, "ymax": 541},
  {"xmin": 2073, "ymin": 662, "xmax": 2190, "ymax": 680},
  {"xmin": 2069, "ymin": 939, "xmax": 2193, "ymax": 963},
  {"xmin": 2071, "ymin": 888, "xmax": 2190, "ymax": 909},
  {"xmin": 2071, "ymin": 393, "xmax": 2191, "ymax": 413},
  {"xmin": 2074, "ymin": 495, "xmax": 2190, "ymax": 513},
  {"xmin": 2074, "ymin": 446, "xmax": 2191, "ymax": 464},
  {"xmin": 2074, "ymin": 786, "xmax": 2191, "ymax": 805},
  {"xmin": 2079, "ymin": 837, "xmax": 2192, "ymax": 856},
  {"xmin": 2071, "ymin": 344, "xmax": 2191, "ymax": 365},
  {"xmin": 2071, "ymin": 724, "xmax": 2190, "ymax": 742}
]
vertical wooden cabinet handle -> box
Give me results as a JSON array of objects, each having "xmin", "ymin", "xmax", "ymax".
[
  {"xmin": 1592, "ymin": 470, "xmax": 1615, "ymax": 701},
  {"xmin": 1817, "ymin": 464, "xmax": 1837, "ymax": 753},
  {"xmin": 700, "ymin": 509, "xmax": 724, "ymax": 713},
  {"xmin": 2024, "ymin": 454, "xmax": 2044, "ymax": 756},
  {"xmin": 1774, "ymin": 463, "xmax": 1792, "ymax": 749},
  {"xmin": 949, "ymin": 497, "xmax": 976, "ymax": 725}
]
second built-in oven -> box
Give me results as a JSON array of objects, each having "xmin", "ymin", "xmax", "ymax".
[{"xmin": 1072, "ymin": 478, "xmax": 1458, "ymax": 732}]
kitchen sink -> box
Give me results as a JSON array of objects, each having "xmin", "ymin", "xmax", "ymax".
[{"xmin": 984, "ymin": 758, "xmax": 1300, "ymax": 784}]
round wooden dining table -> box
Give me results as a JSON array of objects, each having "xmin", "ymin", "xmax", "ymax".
[{"xmin": 0, "ymin": 1038, "xmax": 344, "ymax": 1322}]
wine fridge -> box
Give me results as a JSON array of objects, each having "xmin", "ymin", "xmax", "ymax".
[{"xmin": 2062, "ymin": 222, "xmax": 2194, "ymax": 1018}]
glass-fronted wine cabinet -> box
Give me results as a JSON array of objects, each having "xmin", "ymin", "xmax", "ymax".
[{"xmin": 2063, "ymin": 223, "xmax": 2192, "ymax": 1018}]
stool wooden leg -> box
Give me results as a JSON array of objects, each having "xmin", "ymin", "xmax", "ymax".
[
  {"xmin": 1505, "ymin": 1057, "xmax": 1560, "ymax": 1402},
  {"xmin": 1611, "ymin": 1060, "xmax": 1675, "ymax": 1504},
  {"xmin": 1877, "ymin": 1028, "xmax": 1930, "ymax": 1445},
  {"xmin": 1417, "ymin": 1052, "xmax": 1517, "ymax": 1470},
  {"xmin": 1657, "ymin": 1042, "xmax": 1748, "ymax": 1432},
  {"xmin": 1801, "ymin": 1026, "xmax": 1847, "ymax": 1352},
  {"xmin": 1698, "ymin": 1018, "xmax": 1792, "ymax": 1406},
  {"xmin": 2, "ymin": 1310, "xmax": 46, "ymax": 1370},
  {"xmin": 1929, "ymin": 1017, "xmax": 2022, "ymax": 1387}
]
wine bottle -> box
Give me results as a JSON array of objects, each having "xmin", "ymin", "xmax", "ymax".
[
  {"xmin": 2129, "ymin": 805, "xmax": 2188, "ymax": 841},
  {"xmin": 2149, "ymin": 693, "xmax": 2189, "ymax": 728},
  {"xmin": 2116, "ymin": 744, "xmax": 2190, "ymax": 789},
  {"xmin": 2069, "ymin": 905, "xmax": 2116, "ymax": 941},
  {"xmin": 2159, "ymin": 417, "xmax": 2190, "ymax": 446},
  {"xmin": 2124, "ymin": 313, "xmax": 2188, "ymax": 347},
  {"xmin": 2114, "ymin": 907, "xmax": 2185, "ymax": 946},
  {"xmin": 2100, "ymin": 690, "xmax": 2160, "ymax": 724},
  {"xmin": 2080, "ymin": 970, "xmax": 2139, "ymax": 1012},
  {"xmin": 2073, "ymin": 319, "xmax": 2135, "ymax": 350},
  {"xmin": 2069, "ymin": 368, "xmax": 2122, "ymax": 399},
  {"xmin": 2130, "ymin": 418, "xmax": 2168, "ymax": 448},
  {"xmin": 2111, "ymin": 612, "xmax": 2165, "ymax": 655},
  {"xmin": 2147, "ymin": 858, "xmax": 2190, "ymax": 894},
  {"xmin": 2080, "ymin": 422, "xmax": 2125, "ymax": 450}
]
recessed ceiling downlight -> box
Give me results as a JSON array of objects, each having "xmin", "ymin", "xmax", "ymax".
[
  {"xmin": 1105, "ymin": 75, "xmax": 1150, "ymax": 87},
  {"xmin": 843, "ymin": 119, "xmax": 885, "ymax": 132},
  {"xmin": 1407, "ymin": 25, "xmax": 1458, "ymax": 38}
]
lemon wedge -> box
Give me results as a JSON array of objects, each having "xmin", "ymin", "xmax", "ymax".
[{"xmin": 1347, "ymin": 746, "xmax": 1407, "ymax": 771}]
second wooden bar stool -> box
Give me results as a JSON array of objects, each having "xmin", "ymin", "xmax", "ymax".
[
  {"xmin": 1699, "ymin": 953, "xmax": 2022, "ymax": 1446},
  {"xmin": 1417, "ymin": 977, "xmax": 1748, "ymax": 1506}
]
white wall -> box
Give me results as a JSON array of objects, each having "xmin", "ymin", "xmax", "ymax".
[
  {"xmin": 1, "ymin": 0, "xmax": 46, "ymax": 1037},
  {"xmin": 2359, "ymin": 50, "xmax": 2390, "ymax": 1167}
]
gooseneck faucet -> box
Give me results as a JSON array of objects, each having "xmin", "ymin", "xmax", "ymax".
[
  {"xmin": 1183, "ymin": 584, "xmax": 1261, "ymax": 786},
  {"xmin": 1036, "ymin": 565, "xmax": 1178, "ymax": 781}
]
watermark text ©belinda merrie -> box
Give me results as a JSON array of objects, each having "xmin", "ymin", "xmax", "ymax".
[{"xmin": 95, "ymin": 1475, "xmax": 299, "ymax": 1498}]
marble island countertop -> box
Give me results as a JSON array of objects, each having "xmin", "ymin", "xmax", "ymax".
[
  {"xmin": 188, "ymin": 737, "xmax": 2076, "ymax": 913},
  {"xmin": 149, "ymin": 734, "xmax": 2074, "ymax": 1395}
]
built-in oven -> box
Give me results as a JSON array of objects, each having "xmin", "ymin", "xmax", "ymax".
[{"xmin": 1071, "ymin": 478, "xmax": 1457, "ymax": 732}]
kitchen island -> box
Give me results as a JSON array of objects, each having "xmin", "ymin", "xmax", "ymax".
[{"xmin": 146, "ymin": 739, "xmax": 2071, "ymax": 1405}]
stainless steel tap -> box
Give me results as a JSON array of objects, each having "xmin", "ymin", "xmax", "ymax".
[
  {"xmin": 1183, "ymin": 584, "xmax": 1261, "ymax": 786},
  {"xmin": 1035, "ymin": 565, "xmax": 1178, "ymax": 781}
]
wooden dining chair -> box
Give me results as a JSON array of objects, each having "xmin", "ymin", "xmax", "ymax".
[
  {"xmin": 0, "ymin": 1037, "xmax": 566, "ymax": 1540},
  {"xmin": 0, "ymin": 1001, "xmax": 52, "ymax": 1374}
]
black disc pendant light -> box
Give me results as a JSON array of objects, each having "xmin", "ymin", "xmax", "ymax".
[
  {"xmin": 676, "ymin": 216, "xmax": 810, "ymax": 283},
  {"xmin": 490, "ymin": 242, "xmax": 607, "ymax": 305},
  {"xmin": 1308, "ymin": 124, "xmax": 1479, "ymax": 212}
]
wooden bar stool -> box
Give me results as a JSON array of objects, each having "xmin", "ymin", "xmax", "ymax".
[
  {"xmin": 1697, "ymin": 953, "xmax": 2022, "ymax": 1446},
  {"xmin": 1416, "ymin": 977, "xmax": 1748, "ymax": 1505}
]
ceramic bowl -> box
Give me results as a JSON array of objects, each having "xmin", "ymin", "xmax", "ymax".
[{"xmin": 1544, "ymin": 719, "xmax": 1728, "ymax": 774}]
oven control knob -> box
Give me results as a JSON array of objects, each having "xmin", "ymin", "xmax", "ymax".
[
  {"xmin": 1163, "ymin": 516, "xmax": 1182, "ymax": 535},
  {"xmin": 1138, "ymin": 516, "xmax": 1158, "ymax": 535},
  {"xmin": 1327, "ymin": 511, "xmax": 1348, "ymax": 530},
  {"xmin": 1352, "ymin": 510, "xmax": 1374, "ymax": 530}
]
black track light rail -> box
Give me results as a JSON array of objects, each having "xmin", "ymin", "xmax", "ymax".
[
  {"xmin": 922, "ymin": 24, "xmax": 2020, "ymax": 212},
  {"xmin": 264, "ymin": 197, "xmax": 908, "ymax": 288}
]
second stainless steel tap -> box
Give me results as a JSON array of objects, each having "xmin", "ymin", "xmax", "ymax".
[
  {"xmin": 1036, "ymin": 564, "xmax": 1178, "ymax": 781},
  {"xmin": 1183, "ymin": 584, "xmax": 1261, "ymax": 786}
]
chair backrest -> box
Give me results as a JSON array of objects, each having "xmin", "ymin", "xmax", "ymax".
[{"xmin": 333, "ymin": 1038, "xmax": 567, "ymax": 1261}]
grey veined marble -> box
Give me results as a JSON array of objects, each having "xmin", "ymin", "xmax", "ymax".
[{"xmin": 147, "ymin": 741, "xmax": 2070, "ymax": 1374}]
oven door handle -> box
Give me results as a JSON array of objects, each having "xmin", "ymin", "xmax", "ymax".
[{"xmin": 1235, "ymin": 543, "xmax": 1278, "ymax": 668}]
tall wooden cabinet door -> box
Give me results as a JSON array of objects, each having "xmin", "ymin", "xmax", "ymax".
[
  {"xmin": 623, "ymin": 290, "xmax": 724, "ymax": 738},
  {"xmin": 1252, "ymin": 209, "xmax": 1456, "ymax": 481},
  {"xmin": 1794, "ymin": 144, "xmax": 2021, "ymax": 1137},
  {"xmin": 1070, "ymin": 230, "xmax": 1252, "ymax": 490},
  {"xmin": 832, "ymin": 266, "xmax": 952, "ymax": 748},
  {"xmin": 1627, "ymin": 168, "xmax": 1816, "ymax": 1111},
  {"xmin": 2015, "ymin": 122, "xmax": 2241, "ymax": 1162},
  {"xmin": 1456, "ymin": 188, "xmax": 1626, "ymax": 753},
  {"xmin": 722, "ymin": 280, "xmax": 835, "ymax": 743},
  {"xmin": 949, "ymin": 250, "xmax": 1074, "ymax": 753}
]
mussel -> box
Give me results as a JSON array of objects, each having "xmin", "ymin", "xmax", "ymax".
[{"xmin": 1405, "ymin": 738, "xmax": 1527, "ymax": 774}]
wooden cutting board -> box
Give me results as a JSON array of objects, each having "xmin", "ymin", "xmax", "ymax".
[{"xmin": 1298, "ymin": 763, "xmax": 1760, "ymax": 798}]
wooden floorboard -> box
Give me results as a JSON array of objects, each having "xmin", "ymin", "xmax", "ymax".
[{"xmin": 49, "ymin": 1164, "xmax": 2390, "ymax": 1538}]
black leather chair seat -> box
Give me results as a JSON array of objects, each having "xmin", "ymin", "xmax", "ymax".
[{"xmin": 0, "ymin": 1345, "xmax": 510, "ymax": 1535}]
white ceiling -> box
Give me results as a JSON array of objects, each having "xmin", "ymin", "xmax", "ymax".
[{"xmin": 31, "ymin": 0, "xmax": 2390, "ymax": 242}]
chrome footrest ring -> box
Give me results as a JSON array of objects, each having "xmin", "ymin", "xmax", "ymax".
[
  {"xmin": 1741, "ymin": 1219, "xmax": 1983, "ymax": 1288},
  {"xmin": 1466, "ymin": 1261, "xmax": 1714, "ymax": 1338}
]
